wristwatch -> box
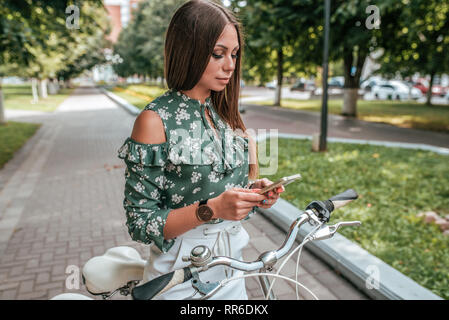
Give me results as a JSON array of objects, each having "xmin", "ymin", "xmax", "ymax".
[{"xmin": 195, "ymin": 199, "xmax": 215, "ymax": 222}]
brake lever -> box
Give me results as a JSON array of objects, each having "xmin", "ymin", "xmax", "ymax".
[{"xmin": 312, "ymin": 221, "xmax": 361, "ymax": 240}]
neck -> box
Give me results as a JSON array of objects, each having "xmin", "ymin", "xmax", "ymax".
[{"xmin": 181, "ymin": 87, "xmax": 211, "ymax": 104}]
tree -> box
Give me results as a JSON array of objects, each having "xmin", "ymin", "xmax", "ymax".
[
  {"xmin": 299, "ymin": 0, "xmax": 387, "ymax": 117},
  {"xmin": 232, "ymin": 0, "xmax": 320, "ymax": 106},
  {"xmin": 0, "ymin": 0, "xmax": 107, "ymax": 124},
  {"xmin": 233, "ymin": 0, "xmax": 412, "ymax": 117},
  {"xmin": 375, "ymin": 0, "xmax": 449, "ymax": 105},
  {"xmin": 113, "ymin": 0, "xmax": 186, "ymax": 84}
]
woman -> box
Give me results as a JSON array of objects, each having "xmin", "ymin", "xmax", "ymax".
[{"xmin": 118, "ymin": 0, "xmax": 284, "ymax": 300}]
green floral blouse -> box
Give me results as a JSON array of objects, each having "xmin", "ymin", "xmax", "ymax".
[{"xmin": 118, "ymin": 88, "xmax": 256, "ymax": 253}]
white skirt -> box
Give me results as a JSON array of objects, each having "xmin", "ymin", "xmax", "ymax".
[{"xmin": 143, "ymin": 220, "xmax": 250, "ymax": 300}]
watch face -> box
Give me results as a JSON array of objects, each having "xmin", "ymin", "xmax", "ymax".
[{"xmin": 198, "ymin": 205, "xmax": 214, "ymax": 221}]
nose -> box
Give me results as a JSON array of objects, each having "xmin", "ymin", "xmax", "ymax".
[{"xmin": 223, "ymin": 54, "xmax": 235, "ymax": 73}]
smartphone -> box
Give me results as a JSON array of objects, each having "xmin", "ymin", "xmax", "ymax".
[{"xmin": 257, "ymin": 173, "xmax": 302, "ymax": 194}]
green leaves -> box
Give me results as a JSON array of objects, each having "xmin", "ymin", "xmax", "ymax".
[
  {"xmin": 1, "ymin": 0, "xmax": 109, "ymax": 79},
  {"xmin": 113, "ymin": 0, "xmax": 186, "ymax": 79},
  {"xmin": 376, "ymin": 0, "xmax": 449, "ymax": 80}
]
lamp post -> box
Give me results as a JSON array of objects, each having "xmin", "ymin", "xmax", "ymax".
[{"xmin": 319, "ymin": 0, "xmax": 331, "ymax": 151}]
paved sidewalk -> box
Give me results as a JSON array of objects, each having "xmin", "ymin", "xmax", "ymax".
[{"xmin": 0, "ymin": 85, "xmax": 368, "ymax": 300}]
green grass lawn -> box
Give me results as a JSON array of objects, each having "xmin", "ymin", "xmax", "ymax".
[
  {"xmin": 0, "ymin": 121, "xmax": 41, "ymax": 169},
  {"xmin": 111, "ymin": 84, "xmax": 167, "ymax": 110},
  {"xmin": 258, "ymin": 137, "xmax": 449, "ymax": 299},
  {"xmin": 3, "ymin": 84, "xmax": 74, "ymax": 112},
  {"xmin": 254, "ymin": 98, "xmax": 449, "ymax": 133}
]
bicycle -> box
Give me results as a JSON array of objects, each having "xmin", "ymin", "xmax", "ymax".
[
  {"xmin": 131, "ymin": 188, "xmax": 360, "ymax": 300},
  {"xmin": 51, "ymin": 188, "xmax": 360, "ymax": 300}
]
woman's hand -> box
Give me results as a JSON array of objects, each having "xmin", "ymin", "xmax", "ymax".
[
  {"xmin": 249, "ymin": 178, "xmax": 285, "ymax": 209},
  {"xmin": 209, "ymin": 187, "xmax": 268, "ymax": 221}
]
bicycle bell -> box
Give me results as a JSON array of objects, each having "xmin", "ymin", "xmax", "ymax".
[{"xmin": 182, "ymin": 245, "xmax": 212, "ymax": 267}]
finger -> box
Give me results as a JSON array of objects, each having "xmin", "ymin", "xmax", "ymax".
[
  {"xmin": 258, "ymin": 199, "xmax": 274, "ymax": 206},
  {"xmin": 238, "ymin": 190, "xmax": 267, "ymax": 200},
  {"xmin": 235, "ymin": 187, "xmax": 264, "ymax": 194},
  {"xmin": 234, "ymin": 187, "xmax": 254, "ymax": 193},
  {"xmin": 275, "ymin": 186, "xmax": 285, "ymax": 194},
  {"xmin": 266, "ymin": 191, "xmax": 277, "ymax": 198},
  {"xmin": 261, "ymin": 178, "xmax": 272, "ymax": 187}
]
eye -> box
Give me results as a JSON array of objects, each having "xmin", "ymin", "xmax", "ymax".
[
  {"xmin": 212, "ymin": 53, "xmax": 239, "ymax": 59},
  {"xmin": 212, "ymin": 53, "xmax": 223, "ymax": 59}
]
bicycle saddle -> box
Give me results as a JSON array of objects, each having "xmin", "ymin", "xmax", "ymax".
[{"xmin": 82, "ymin": 246, "xmax": 146, "ymax": 295}]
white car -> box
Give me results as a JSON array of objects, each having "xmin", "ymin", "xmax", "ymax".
[
  {"xmin": 372, "ymin": 81, "xmax": 422, "ymax": 101},
  {"xmin": 360, "ymin": 76, "xmax": 384, "ymax": 91},
  {"xmin": 266, "ymin": 80, "xmax": 277, "ymax": 89}
]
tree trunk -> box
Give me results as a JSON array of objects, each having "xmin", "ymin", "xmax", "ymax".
[
  {"xmin": 0, "ymin": 78, "xmax": 5, "ymax": 125},
  {"xmin": 342, "ymin": 50, "xmax": 366, "ymax": 117},
  {"xmin": 426, "ymin": 72, "xmax": 435, "ymax": 106},
  {"xmin": 342, "ymin": 88, "xmax": 359, "ymax": 116},
  {"xmin": 39, "ymin": 79, "xmax": 48, "ymax": 98},
  {"xmin": 274, "ymin": 47, "xmax": 284, "ymax": 106},
  {"xmin": 31, "ymin": 78, "xmax": 39, "ymax": 104}
]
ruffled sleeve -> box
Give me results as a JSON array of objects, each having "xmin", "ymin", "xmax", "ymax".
[{"xmin": 118, "ymin": 137, "xmax": 174, "ymax": 252}]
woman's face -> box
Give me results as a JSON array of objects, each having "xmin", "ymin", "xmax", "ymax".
[{"xmin": 196, "ymin": 23, "xmax": 239, "ymax": 94}]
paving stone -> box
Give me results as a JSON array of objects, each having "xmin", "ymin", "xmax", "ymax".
[
  {"xmin": 36, "ymin": 272, "xmax": 50, "ymax": 284},
  {"xmin": 18, "ymin": 280, "xmax": 34, "ymax": 293},
  {"xmin": 314, "ymin": 269, "xmax": 369, "ymax": 300},
  {"xmin": 16, "ymin": 290, "xmax": 47, "ymax": 300},
  {"xmin": 299, "ymin": 250, "xmax": 331, "ymax": 275},
  {"xmin": 35, "ymin": 281, "xmax": 64, "ymax": 293},
  {"xmin": 0, "ymin": 282, "xmax": 19, "ymax": 291},
  {"xmin": 1, "ymin": 288, "xmax": 18, "ymax": 300}
]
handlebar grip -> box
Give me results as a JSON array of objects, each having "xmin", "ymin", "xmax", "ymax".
[
  {"xmin": 328, "ymin": 189, "xmax": 358, "ymax": 211},
  {"xmin": 131, "ymin": 267, "xmax": 193, "ymax": 300}
]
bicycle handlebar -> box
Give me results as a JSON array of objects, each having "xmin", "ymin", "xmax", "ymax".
[
  {"xmin": 305, "ymin": 189, "xmax": 358, "ymax": 222},
  {"xmin": 132, "ymin": 267, "xmax": 193, "ymax": 300},
  {"xmin": 132, "ymin": 189, "xmax": 359, "ymax": 300},
  {"xmin": 329, "ymin": 188, "xmax": 358, "ymax": 210}
]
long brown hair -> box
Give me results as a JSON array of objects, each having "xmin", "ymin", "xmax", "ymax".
[{"xmin": 164, "ymin": 0, "xmax": 258, "ymax": 180}]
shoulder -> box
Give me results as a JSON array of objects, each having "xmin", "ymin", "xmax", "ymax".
[
  {"xmin": 130, "ymin": 89, "xmax": 179, "ymax": 144},
  {"xmin": 131, "ymin": 110, "xmax": 167, "ymax": 144}
]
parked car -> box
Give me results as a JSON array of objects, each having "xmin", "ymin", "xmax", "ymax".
[
  {"xmin": 372, "ymin": 81, "xmax": 422, "ymax": 100},
  {"xmin": 290, "ymin": 79, "xmax": 316, "ymax": 91},
  {"xmin": 360, "ymin": 76, "xmax": 384, "ymax": 92},
  {"xmin": 431, "ymin": 84, "xmax": 447, "ymax": 97},
  {"xmin": 328, "ymin": 76, "xmax": 344, "ymax": 88},
  {"xmin": 412, "ymin": 81, "xmax": 428, "ymax": 94},
  {"xmin": 444, "ymin": 90, "xmax": 449, "ymax": 103},
  {"xmin": 412, "ymin": 79, "xmax": 448, "ymax": 97},
  {"xmin": 265, "ymin": 80, "xmax": 277, "ymax": 89}
]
